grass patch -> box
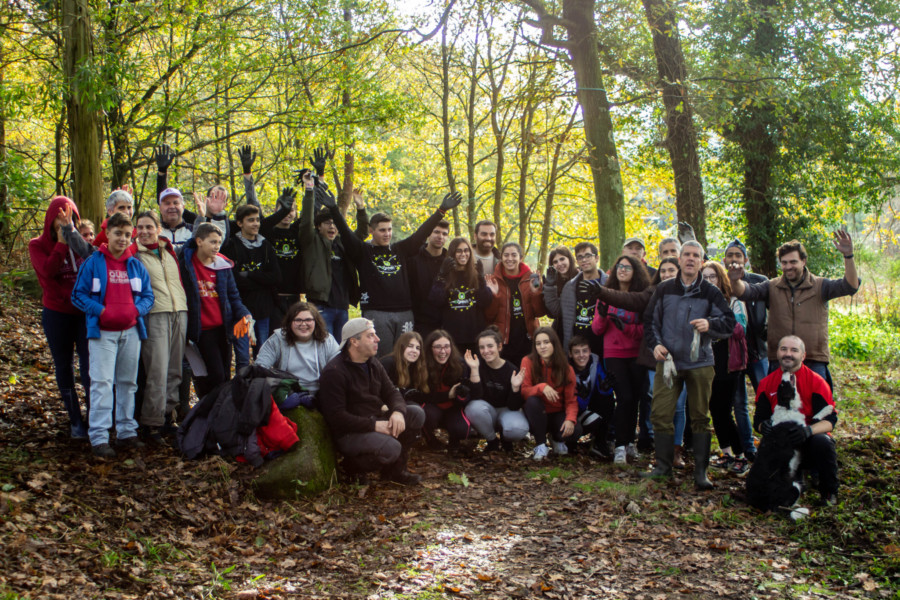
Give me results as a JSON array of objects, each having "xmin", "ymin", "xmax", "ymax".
[
  {"xmin": 571, "ymin": 479, "xmax": 647, "ymax": 499},
  {"xmin": 527, "ymin": 466, "xmax": 574, "ymax": 482}
]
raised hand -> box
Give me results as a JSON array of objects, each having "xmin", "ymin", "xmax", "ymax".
[
  {"xmin": 293, "ymin": 168, "xmax": 309, "ymax": 185},
  {"xmin": 155, "ymin": 144, "xmax": 176, "ymax": 173},
  {"xmin": 677, "ymin": 221, "xmax": 696, "ymax": 243},
  {"xmin": 833, "ymin": 228, "xmax": 854, "ymax": 257},
  {"xmin": 510, "ymin": 369, "xmax": 524, "ymax": 391},
  {"xmin": 278, "ymin": 187, "xmax": 297, "ymax": 209},
  {"xmin": 352, "ymin": 188, "xmax": 365, "ymax": 209},
  {"xmin": 58, "ymin": 204, "xmax": 74, "ymax": 228},
  {"xmin": 544, "ymin": 266, "xmax": 558, "ymax": 287},
  {"xmin": 485, "ymin": 275, "xmax": 499, "ymax": 295},
  {"xmin": 726, "ymin": 260, "xmax": 745, "ymax": 282},
  {"xmin": 315, "ymin": 185, "xmax": 337, "ymax": 210},
  {"xmin": 114, "ymin": 183, "xmax": 133, "ymax": 197},
  {"xmin": 439, "ymin": 191, "xmax": 462, "ymax": 212},
  {"xmin": 438, "ymin": 257, "xmax": 454, "ymax": 280},
  {"xmin": 207, "ymin": 187, "xmax": 227, "ymax": 214},
  {"xmin": 237, "ymin": 145, "xmax": 256, "ymax": 175},
  {"xmin": 464, "ymin": 350, "xmax": 480, "ymax": 370},
  {"xmin": 309, "ymin": 147, "xmax": 327, "ymax": 177}
]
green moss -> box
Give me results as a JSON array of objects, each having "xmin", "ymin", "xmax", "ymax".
[{"xmin": 252, "ymin": 407, "xmax": 337, "ymax": 499}]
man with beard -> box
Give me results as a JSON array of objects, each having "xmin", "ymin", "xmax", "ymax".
[{"xmin": 473, "ymin": 220, "xmax": 500, "ymax": 275}]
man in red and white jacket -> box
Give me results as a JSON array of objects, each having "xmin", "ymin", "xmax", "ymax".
[{"xmin": 754, "ymin": 335, "xmax": 839, "ymax": 505}]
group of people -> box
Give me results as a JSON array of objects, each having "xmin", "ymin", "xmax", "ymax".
[{"xmin": 29, "ymin": 144, "xmax": 854, "ymax": 503}]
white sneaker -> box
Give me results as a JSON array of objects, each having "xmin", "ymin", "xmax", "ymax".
[
  {"xmin": 533, "ymin": 444, "xmax": 549, "ymax": 460},
  {"xmin": 626, "ymin": 443, "xmax": 638, "ymax": 461},
  {"xmin": 552, "ymin": 441, "xmax": 568, "ymax": 455},
  {"xmin": 614, "ymin": 446, "xmax": 627, "ymax": 465}
]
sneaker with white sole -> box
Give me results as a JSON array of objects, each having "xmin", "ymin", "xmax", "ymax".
[
  {"xmin": 613, "ymin": 445, "xmax": 627, "ymax": 465},
  {"xmin": 533, "ymin": 444, "xmax": 549, "ymax": 460},
  {"xmin": 552, "ymin": 441, "xmax": 568, "ymax": 455},
  {"xmin": 626, "ymin": 443, "xmax": 638, "ymax": 461}
]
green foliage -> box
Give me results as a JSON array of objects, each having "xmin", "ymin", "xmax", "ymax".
[
  {"xmin": 829, "ymin": 312, "xmax": 900, "ymax": 366},
  {"xmin": 447, "ymin": 472, "xmax": 469, "ymax": 487}
]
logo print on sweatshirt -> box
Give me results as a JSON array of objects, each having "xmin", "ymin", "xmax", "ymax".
[
  {"xmin": 276, "ymin": 241, "xmax": 298, "ymax": 260},
  {"xmin": 449, "ymin": 286, "xmax": 476, "ymax": 312},
  {"xmin": 359, "ymin": 292, "xmax": 370, "ymax": 305},
  {"xmin": 198, "ymin": 279, "xmax": 218, "ymax": 299},
  {"xmin": 242, "ymin": 259, "xmax": 263, "ymax": 273},
  {"xmin": 373, "ymin": 253, "xmax": 401, "ymax": 277}
]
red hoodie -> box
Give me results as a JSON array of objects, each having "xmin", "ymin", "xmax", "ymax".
[{"xmin": 28, "ymin": 197, "xmax": 84, "ymax": 314}]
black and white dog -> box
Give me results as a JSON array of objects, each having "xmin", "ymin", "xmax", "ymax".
[{"xmin": 746, "ymin": 371, "xmax": 833, "ymax": 517}]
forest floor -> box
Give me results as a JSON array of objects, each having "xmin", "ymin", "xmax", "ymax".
[{"xmin": 0, "ymin": 280, "xmax": 898, "ymax": 599}]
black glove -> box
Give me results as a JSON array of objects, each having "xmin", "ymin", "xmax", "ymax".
[
  {"xmin": 608, "ymin": 315, "xmax": 625, "ymax": 331},
  {"xmin": 278, "ymin": 187, "xmax": 297, "ymax": 211},
  {"xmin": 530, "ymin": 273, "xmax": 541, "ymax": 290},
  {"xmin": 438, "ymin": 257, "xmax": 454, "ymax": 279},
  {"xmin": 758, "ymin": 419, "xmax": 773, "ymax": 436},
  {"xmin": 155, "ymin": 144, "xmax": 176, "ymax": 173},
  {"xmin": 315, "ymin": 186, "xmax": 337, "ymax": 210},
  {"xmin": 455, "ymin": 383, "xmax": 470, "ymax": 400},
  {"xmin": 677, "ymin": 221, "xmax": 696, "ymax": 244},
  {"xmin": 577, "ymin": 278, "xmax": 601, "ymax": 300},
  {"xmin": 544, "ymin": 266, "xmax": 558, "ymax": 287},
  {"xmin": 439, "ymin": 191, "xmax": 462, "ymax": 212},
  {"xmin": 787, "ymin": 424, "xmax": 812, "ymax": 446},
  {"xmin": 238, "ymin": 145, "xmax": 256, "ymax": 175},
  {"xmin": 293, "ymin": 168, "xmax": 311, "ymax": 185},
  {"xmin": 309, "ymin": 147, "xmax": 327, "ymax": 177}
]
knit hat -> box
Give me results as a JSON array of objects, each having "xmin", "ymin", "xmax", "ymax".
[
  {"xmin": 158, "ymin": 187, "xmax": 183, "ymax": 204},
  {"xmin": 725, "ymin": 239, "xmax": 748, "ymax": 258},
  {"xmin": 105, "ymin": 190, "xmax": 133, "ymax": 212},
  {"xmin": 339, "ymin": 318, "xmax": 375, "ymax": 349}
]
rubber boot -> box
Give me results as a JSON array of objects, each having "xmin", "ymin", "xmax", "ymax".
[
  {"xmin": 61, "ymin": 388, "xmax": 88, "ymax": 440},
  {"xmin": 673, "ymin": 445, "xmax": 685, "ymax": 469},
  {"xmin": 692, "ymin": 432, "xmax": 714, "ymax": 490},
  {"xmin": 641, "ymin": 432, "xmax": 675, "ymax": 479},
  {"xmin": 176, "ymin": 363, "xmax": 192, "ymax": 423}
]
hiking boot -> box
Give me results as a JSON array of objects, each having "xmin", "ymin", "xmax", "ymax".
[
  {"xmin": 730, "ymin": 456, "xmax": 749, "ymax": 476},
  {"xmin": 552, "ymin": 441, "xmax": 568, "ymax": 456},
  {"xmin": 589, "ymin": 440, "xmax": 612, "ymax": 461},
  {"xmin": 712, "ymin": 454, "xmax": 735, "ymax": 470},
  {"xmin": 146, "ymin": 427, "xmax": 169, "ymax": 447},
  {"xmin": 501, "ymin": 440, "xmax": 515, "ymax": 453},
  {"xmin": 673, "ymin": 445, "xmax": 685, "ymax": 469},
  {"xmin": 483, "ymin": 438, "xmax": 501, "ymax": 453},
  {"xmin": 116, "ymin": 436, "xmax": 146, "ymax": 449},
  {"xmin": 61, "ymin": 389, "xmax": 88, "ymax": 440},
  {"xmin": 91, "ymin": 443, "xmax": 117, "ymax": 459},
  {"xmin": 613, "ymin": 446, "xmax": 627, "ymax": 465},
  {"xmin": 692, "ymin": 432, "xmax": 714, "ymax": 490},
  {"xmin": 532, "ymin": 444, "xmax": 549, "ymax": 460},
  {"xmin": 641, "ymin": 433, "xmax": 675, "ymax": 479},
  {"xmin": 625, "ymin": 443, "xmax": 638, "ymax": 461},
  {"xmin": 384, "ymin": 469, "xmax": 422, "ymax": 486}
]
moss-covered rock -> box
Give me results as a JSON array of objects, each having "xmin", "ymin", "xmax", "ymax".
[{"xmin": 252, "ymin": 407, "xmax": 337, "ymax": 499}]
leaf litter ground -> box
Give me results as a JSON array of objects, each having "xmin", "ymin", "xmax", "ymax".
[{"xmin": 0, "ymin": 286, "xmax": 898, "ymax": 599}]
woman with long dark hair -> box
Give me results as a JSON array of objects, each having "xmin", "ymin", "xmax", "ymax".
[
  {"xmin": 380, "ymin": 331, "xmax": 429, "ymax": 405},
  {"xmin": 701, "ymin": 261, "xmax": 748, "ymax": 475},
  {"xmin": 592, "ymin": 254, "xmax": 651, "ymax": 466},
  {"xmin": 544, "ymin": 246, "xmax": 579, "ymax": 340},
  {"xmin": 521, "ymin": 326, "xmax": 579, "ymax": 460},
  {"xmin": 255, "ymin": 301, "xmax": 340, "ymax": 395},
  {"xmin": 419, "ymin": 330, "xmax": 476, "ymax": 453},
  {"xmin": 429, "ymin": 237, "xmax": 493, "ymax": 354}
]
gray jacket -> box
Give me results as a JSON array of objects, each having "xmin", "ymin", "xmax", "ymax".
[
  {"xmin": 644, "ymin": 276, "xmax": 736, "ymax": 371},
  {"xmin": 543, "ymin": 270, "xmax": 608, "ymax": 348}
]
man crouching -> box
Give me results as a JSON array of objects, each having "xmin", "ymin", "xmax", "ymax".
[
  {"xmin": 317, "ymin": 318, "xmax": 425, "ymax": 485},
  {"xmin": 752, "ymin": 335, "xmax": 839, "ymax": 507}
]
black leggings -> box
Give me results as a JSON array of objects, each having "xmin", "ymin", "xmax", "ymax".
[
  {"xmin": 422, "ymin": 404, "xmax": 474, "ymax": 443},
  {"xmin": 523, "ymin": 396, "xmax": 581, "ymax": 444},
  {"xmin": 605, "ymin": 357, "xmax": 649, "ymax": 447},
  {"xmin": 710, "ymin": 374, "xmax": 742, "ymax": 453}
]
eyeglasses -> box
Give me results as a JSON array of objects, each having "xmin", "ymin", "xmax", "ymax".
[
  {"xmin": 616, "ymin": 264, "xmax": 633, "ymax": 272},
  {"xmin": 455, "ymin": 248, "xmax": 471, "ymax": 254},
  {"xmin": 702, "ymin": 274, "xmax": 718, "ymax": 281},
  {"xmin": 432, "ymin": 344, "xmax": 451, "ymax": 351},
  {"xmin": 292, "ymin": 318, "xmax": 315, "ymax": 324},
  {"xmin": 575, "ymin": 253, "xmax": 596, "ymax": 262}
]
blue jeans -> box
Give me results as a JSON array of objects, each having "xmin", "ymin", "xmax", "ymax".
[
  {"xmin": 639, "ymin": 369, "xmax": 655, "ymax": 442},
  {"xmin": 233, "ymin": 317, "xmax": 269, "ymax": 370},
  {"xmin": 42, "ymin": 307, "xmax": 90, "ymax": 403},
  {"xmin": 317, "ymin": 305, "xmax": 349, "ymax": 343},
  {"xmin": 734, "ymin": 358, "xmax": 768, "ymax": 454},
  {"xmin": 673, "ymin": 386, "xmax": 688, "ymax": 446},
  {"xmin": 88, "ymin": 328, "xmax": 140, "ymax": 446}
]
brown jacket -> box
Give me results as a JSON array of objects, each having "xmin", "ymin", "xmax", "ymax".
[
  {"xmin": 484, "ymin": 262, "xmax": 546, "ymax": 344},
  {"xmin": 740, "ymin": 269, "xmax": 859, "ymax": 363}
]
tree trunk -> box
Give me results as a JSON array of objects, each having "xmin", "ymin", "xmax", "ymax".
[
  {"xmin": 439, "ymin": 24, "xmax": 460, "ymax": 234},
  {"xmin": 337, "ymin": 2, "xmax": 354, "ymax": 214},
  {"xmin": 641, "ymin": 0, "xmax": 706, "ymax": 246},
  {"xmin": 62, "ymin": 0, "xmax": 103, "ymax": 224},
  {"xmin": 0, "ymin": 43, "xmax": 7, "ymax": 242},
  {"xmin": 562, "ymin": 0, "xmax": 625, "ymax": 270},
  {"xmin": 516, "ymin": 98, "xmax": 536, "ymax": 249},
  {"xmin": 738, "ymin": 107, "xmax": 779, "ymax": 277}
]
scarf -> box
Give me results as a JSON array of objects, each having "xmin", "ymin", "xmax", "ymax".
[{"xmin": 236, "ymin": 231, "xmax": 265, "ymax": 249}]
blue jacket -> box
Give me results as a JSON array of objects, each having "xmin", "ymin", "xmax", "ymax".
[
  {"xmin": 71, "ymin": 245, "xmax": 154, "ymax": 340},
  {"xmin": 177, "ymin": 239, "xmax": 251, "ymax": 343}
]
